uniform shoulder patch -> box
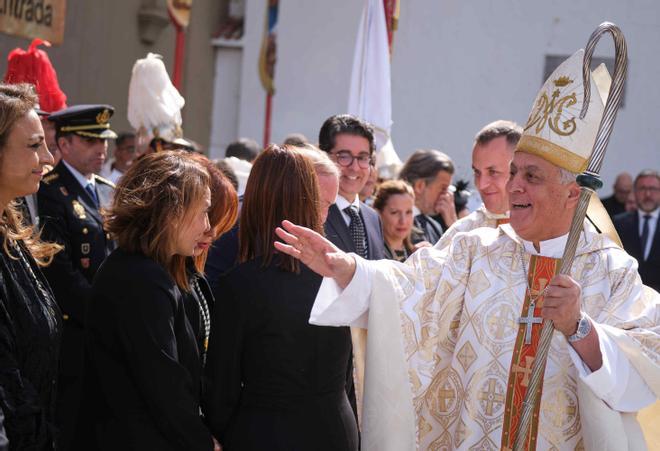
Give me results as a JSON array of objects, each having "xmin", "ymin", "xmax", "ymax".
[
  {"xmin": 94, "ymin": 174, "xmax": 116, "ymax": 188},
  {"xmin": 42, "ymin": 172, "xmax": 59, "ymax": 184}
]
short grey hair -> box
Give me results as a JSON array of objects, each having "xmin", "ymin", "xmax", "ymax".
[
  {"xmin": 635, "ymin": 169, "xmax": 659, "ymax": 186},
  {"xmin": 558, "ymin": 167, "xmax": 578, "ymax": 184}
]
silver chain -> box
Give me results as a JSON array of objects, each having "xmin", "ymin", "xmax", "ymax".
[{"xmin": 191, "ymin": 277, "xmax": 211, "ymax": 366}]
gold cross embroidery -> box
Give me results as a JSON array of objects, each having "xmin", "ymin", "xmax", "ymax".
[
  {"xmin": 478, "ymin": 379, "xmax": 505, "ymax": 416},
  {"xmin": 512, "ymin": 356, "xmax": 535, "ymax": 387},
  {"xmin": 437, "ymin": 384, "xmax": 455, "ymax": 412}
]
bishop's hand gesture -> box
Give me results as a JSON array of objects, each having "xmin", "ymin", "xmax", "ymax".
[{"xmin": 274, "ymin": 220, "xmax": 356, "ymax": 288}]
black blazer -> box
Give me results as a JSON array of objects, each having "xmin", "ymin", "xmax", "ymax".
[
  {"xmin": 412, "ymin": 214, "xmax": 443, "ymax": 245},
  {"xmin": 324, "ymin": 202, "xmax": 385, "ymax": 260},
  {"xmin": 204, "ymin": 258, "xmax": 357, "ymax": 451},
  {"xmin": 81, "ymin": 249, "xmax": 213, "ymax": 451},
  {"xmin": 614, "ymin": 211, "xmax": 660, "ymax": 291}
]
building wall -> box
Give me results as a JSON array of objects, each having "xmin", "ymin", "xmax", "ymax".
[
  {"xmin": 234, "ymin": 0, "xmax": 660, "ymax": 195},
  {"xmin": 0, "ymin": 0, "xmax": 223, "ymax": 151}
]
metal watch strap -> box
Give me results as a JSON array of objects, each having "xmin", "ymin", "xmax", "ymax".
[{"xmin": 567, "ymin": 312, "xmax": 592, "ymax": 343}]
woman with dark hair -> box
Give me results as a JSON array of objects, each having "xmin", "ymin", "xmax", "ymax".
[
  {"xmin": 372, "ymin": 180, "xmax": 417, "ymax": 262},
  {"xmin": 0, "ymin": 83, "xmax": 61, "ymax": 450},
  {"xmin": 81, "ymin": 152, "xmax": 222, "ymax": 451},
  {"xmin": 204, "ymin": 144, "xmax": 357, "ymax": 451}
]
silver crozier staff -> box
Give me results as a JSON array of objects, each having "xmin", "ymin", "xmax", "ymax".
[{"xmin": 513, "ymin": 21, "xmax": 628, "ymax": 451}]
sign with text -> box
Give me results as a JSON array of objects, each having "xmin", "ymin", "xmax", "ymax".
[{"xmin": 0, "ymin": 0, "xmax": 66, "ymax": 45}]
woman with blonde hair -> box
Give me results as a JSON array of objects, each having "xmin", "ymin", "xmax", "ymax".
[
  {"xmin": 0, "ymin": 82, "xmax": 61, "ymax": 450},
  {"xmin": 81, "ymin": 152, "xmax": 224, "ymax": 451}
]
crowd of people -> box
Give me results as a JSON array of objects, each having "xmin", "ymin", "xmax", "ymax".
[{"xmin": 0, "ymin": 39, "xmax": 658, "ymax": 451}]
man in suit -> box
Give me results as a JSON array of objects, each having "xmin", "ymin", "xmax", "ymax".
[
  {"xmin": 398, "ymin": 149, "xmax": 455, "ymax": 245},
  {"xmin": 318, "ymin": 114, "xmax": 385, "ymax": 260},
  {"xmin": 602, "ymin": 172, "xmax": 633, "ymax": 219},
  {"xmin": 614, "ymin": 169, "xmax": 660, "ymax": 291},
  {"xmin": 317, "ymin": 115, "xmax": 385, "ymax": 434},
  {"xmin": 37, "ymin": 104, "xmax": 117, "ymax": 451}
]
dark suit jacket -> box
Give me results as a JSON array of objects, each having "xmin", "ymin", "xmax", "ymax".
[
  {"xmin": 37, "ymin": 162, "xmax": 116, "ymax": 449},
  {"xmin": 601, "ymin": 194, "xmax": 626, "ymax": 219},
  {"xmin": 81, "ymin": 249, "xmax": 213, "ymax": 451},
  {"xmin": 37, "ymin": 162, "xmax": 115, "ymax": 326},
  {"xmin": 614, "ymin": 211, "xmax": 660, "ymax": 291},
  {"xmin": 412, "ymin": 214, "xmax": 444, "ymax": 245},
  {"xmin": 324, "ymin": 203, "xmax": 385, "ymax": 260}
]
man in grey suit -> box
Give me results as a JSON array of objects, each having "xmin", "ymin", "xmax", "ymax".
[{"xmin": 318, "ymin": 114, "xmax": 385, "ymax": 260}]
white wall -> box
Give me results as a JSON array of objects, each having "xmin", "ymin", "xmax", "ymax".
[{"xmin": 232, "ymin": 0, "xmax": 660, "ymax": 194}]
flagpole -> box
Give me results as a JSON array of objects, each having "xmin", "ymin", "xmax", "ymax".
[
  {"xmin": 172, "ymin": 23, "xmax": 185, "ymax": 90},
  {"xmin": 263, "ymin": 92, "xmax": 273, "ymax": 147}
]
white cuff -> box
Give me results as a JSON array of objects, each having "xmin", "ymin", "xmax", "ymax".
[
  {"xmin": 568, "ymin": 320, "xmax": 655, "ymax": 412},
  {"xmin": 309, "ymin": 254, "xmax": 373, "ymax": 328}
]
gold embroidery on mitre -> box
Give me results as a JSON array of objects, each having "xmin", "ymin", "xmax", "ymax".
[
  {"xmin": 524, "ymin": 85, "xmax": 578, "ymax": 137},
  {"xmin": 96, "ymin": 109, "xmax": 111, "ymax": 125},
  {"xmin": 553, "ymin": 76, "xmax": 573, "ymax": 87}
]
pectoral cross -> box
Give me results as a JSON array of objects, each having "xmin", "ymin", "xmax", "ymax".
[{"xmin": 518, "ymin": 303, "xmax": 542, "ymax": 345}]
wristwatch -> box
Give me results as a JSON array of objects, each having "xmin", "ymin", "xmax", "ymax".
[{"xmin": 567, "ymin": 312, "xmax": 592, "ymax": 343}]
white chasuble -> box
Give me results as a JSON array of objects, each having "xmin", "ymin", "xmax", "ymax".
[
  {"xmin": 310, "ymin": 222, "xmax": 659, "ymax": 450},
  {"xmin": 434, "ymin": 205, "xmax": 509, "ymax": 252}
]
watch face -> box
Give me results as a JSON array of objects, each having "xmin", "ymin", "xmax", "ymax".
[{"xmin": 569, "ymin": 316, "xmax": 591, "ymax": 342}]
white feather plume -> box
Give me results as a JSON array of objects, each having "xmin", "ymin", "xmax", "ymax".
[{"xmin": 127, "ymin": 53, "xmax": 185, "ymax": 142}]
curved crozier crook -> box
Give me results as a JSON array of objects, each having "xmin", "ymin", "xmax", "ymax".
[{"xmin": 579, "ymin": 22, "xmax": 628, "ymax": 175}]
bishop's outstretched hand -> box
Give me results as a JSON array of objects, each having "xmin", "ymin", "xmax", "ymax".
[{"xmin": 274, "ymin": 220, "xmax": 356, "ymax": 288}]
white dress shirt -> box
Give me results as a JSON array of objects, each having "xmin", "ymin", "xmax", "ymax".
[{"xmin": 335, "ymin": 194, "xmax": 361, "ymax": 227}]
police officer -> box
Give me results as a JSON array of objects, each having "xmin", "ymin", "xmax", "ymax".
[{"xmin": 37, "ymin": 105, "xmax": 117, "ymax": 451}]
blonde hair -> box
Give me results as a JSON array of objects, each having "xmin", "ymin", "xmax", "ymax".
[{"xmin": 0, "ymin": 82, "xmax": 61, "ymax": 265}]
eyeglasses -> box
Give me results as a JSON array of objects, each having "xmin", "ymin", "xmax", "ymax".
[
  {"xmin": 332, "ymin": 151, "xmax": 373, "ymax": 169},
  {"xmin": 635, "ymin": 186, "xmax": 660, "ymax": 193}
]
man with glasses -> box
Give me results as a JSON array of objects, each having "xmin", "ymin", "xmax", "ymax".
[
  {"xmin": 318, "ymin": 114, "xmax": 385, "ymax": 261},
  {"xmin": 318, "ymin": 114, "xmax": 386, "ymax": 435},
  {"xmin": 614, "ymin": 169, "xmax": 660, "ymax": 291}
]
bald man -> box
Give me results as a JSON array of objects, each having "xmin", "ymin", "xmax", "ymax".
[{"xmin": 601, "ymin": 172, "xmax": 632, "ymax": 218}]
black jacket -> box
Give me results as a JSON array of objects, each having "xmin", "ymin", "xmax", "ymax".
[
  {"xmin": 81, "ymin": 249, "xmax": 213, "ymax": 451},
  {"xmin": 0, "ymin": 240, "xmax": 61, "ymax": 451},
  {"xmin": 614, "ymin": 211, "xmax": 660, "ymax": 291},
  {"xmin": 324, "ymin": 203, "xmax": 385, "ymax": 260},
  {"xmin": 412, "ymin": 213, "xmax": 443, "ymax": 245},
  {"xmin": 204, "ymin": 258, "xmax": 357, "ymax": 451},
  {"xmin": 37, "ymin": 162, "xmax": 115, "ymax": 327},
  {"xmin": 37, "ymin": 162, "xmax": 116, "ymax": 450}
]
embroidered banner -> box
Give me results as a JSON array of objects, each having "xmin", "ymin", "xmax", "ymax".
[
  {"xmin": 501, "ymin": 254, "xmax": 560, "ymax": 450},
  {"xmin": 0, "ymin": 0, "xmax": 66, "ymax": 45}
]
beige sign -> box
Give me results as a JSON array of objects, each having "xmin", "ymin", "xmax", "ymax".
[{"xmin": 0, "ymin": 0, "xmax": 66, "ymax": 45}]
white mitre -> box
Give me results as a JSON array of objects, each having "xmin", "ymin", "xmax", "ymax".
[{"xmin": 517, "ymin": 49, "xmax": 604, "ymax": 173}]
